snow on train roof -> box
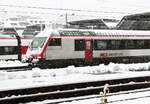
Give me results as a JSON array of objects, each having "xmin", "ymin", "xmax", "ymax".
[
  {"xmin": 58, "ymin": 29, "xmax": 150, "ymax": 35},
  {"xmin": 35, "ymin": 29, "xmax": 150, "ymax": 37}
]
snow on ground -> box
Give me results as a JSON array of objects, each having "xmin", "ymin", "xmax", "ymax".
[
  {"xmin": 1, "ymin": 61, "xmax": 150, "ymax": 91},
  {"xmin": 1, "ymin": 61, "xmax": 150, "ymax": 103}
]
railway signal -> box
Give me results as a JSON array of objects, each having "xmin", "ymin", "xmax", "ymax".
[{"xmin": 100, "ymin": 84, "xmax": 110, "ymax": 104}]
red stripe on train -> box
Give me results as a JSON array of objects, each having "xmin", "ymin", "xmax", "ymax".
[
  {"xmin": 53, "ymin": 35, "xmax": 150, "ymax": 37},
  {"xmin": 21, "ymin": 46, "xmax": 29, "ymax": 54},
  {"xmin": 40, "ymin": 35, "xmax": 54, "ymax": 58}
]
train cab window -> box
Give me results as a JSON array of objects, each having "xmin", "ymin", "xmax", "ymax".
[
  {"xmin": 75, "ymin": 39, "xmax": 85, "ymax": 51},
  {"xmin": 48, "ymin": 38, "xmax": 61, "ymax": 46},
  {"xmin": 94, "ymin": 40, "xmax": 107, "ymax": 50},
  {"xmin": 31, "ymin": 37, "xmax": 47, "ymax": 49}
]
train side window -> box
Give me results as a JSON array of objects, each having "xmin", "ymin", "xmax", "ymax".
[
  {"xmin": 4, "ymin": 46, "xmax": 18, "ymax": 55},
  {"xmin": 138, "ymin": 40, "xmax": 145, "ymax": 49},
  {"xmin": 0, "ymin": 47, "xmax": 4, "ymax": 55},
  {"xmin": 145, "ymin": 40, "xmax": 150, "ymax": 49},
  {"xmin": 0, "ymin": 46, "xmax": 17, "ymax": 55},
  {"xmin": 138, "ymin": 40, "xmax": 150, "ymax": 49},
  {"xmin": 75, "ymin": 39, "xmax": 85, "ymax": 51},
  {"xmin": 48, "ymin": 38, "xmax": 61, "ymax": 46},
  {"xmin": 125, "ymin": 40, "xmax": 137, "ymax": 49},
  {"xmin": 110, "ymin": 40, "xmax": 121, "ymax": 50},
  {"xmin": 94, "ymin": 40, "xmax": 107, "ymax": 50}
]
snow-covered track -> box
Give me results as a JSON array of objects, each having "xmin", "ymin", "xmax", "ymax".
[
  {"xmin": 1, "ymin": 76, "xmax": 150, "ymax": 104},
  {"xmin": 0, "ymin": 65, "xmax": 32, "ymax": 72},
  {"xmin": 46, "ymin": 88, "xmax": 150, "ymax": 104},
  {"xmin": 108, "ymin": 94, "xmax": 150, "ymax": 104},
  {"xmin": 0, "ymin": 75, "xmax": 150, "ymax": 98},
  {"xmin": 1, "ymin": 82, "xmax": 150, "ymax": 104}
]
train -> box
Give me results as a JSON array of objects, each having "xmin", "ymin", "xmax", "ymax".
[
  {"xmin": 26, "ymin": 29, "xmax": 150, "ymax": 68},
  {"xmin": 0, "ymin": 37, "xmax": 32, "ymax": 60},
  {"xmin": 0, "ymin": 24, "xmax": 46, "ymax": 61},
  {"xmin": 0, "ymin": 28, "xmax": 32, "ymax": 60}
]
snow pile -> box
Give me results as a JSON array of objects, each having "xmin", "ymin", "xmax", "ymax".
[
  {"xmin": 1, "ymin": 62, "xmax": 150, "ymax": 91},
  {"xmin": 0, "ymin": 60, "xmax": 28, "ymax": 68},
  {"xmin": 0, "ymin": 62, "xmax": 150, "ymax": 81},
  {"xmin": 65, "ymin": 62, "xmax": 150, "ymax": 74},
  {"xmin": 28, "ymin": 62, "xmax": 150, "ymax": 79}
]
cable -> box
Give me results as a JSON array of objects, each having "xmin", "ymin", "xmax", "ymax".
[
  {"xmin": 0, "ymin": 10, "xmax": 124, "ymax": 19},
  {"xmin": 0, "ymin": 4, "xmax": 131, "ymax": 14}
]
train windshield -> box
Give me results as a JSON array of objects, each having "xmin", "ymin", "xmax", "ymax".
[{"xmin": 30, "ymin": 37, "xmax": 47, "ymax": 49}]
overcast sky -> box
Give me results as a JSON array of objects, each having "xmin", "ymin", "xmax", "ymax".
[
  {"xmin": 0, "ymin": 0, "xmax": 149, "ymax": 11},
  {"xmin": 0, "ymin": 0, "xmax": 150, "ymax": 22}
]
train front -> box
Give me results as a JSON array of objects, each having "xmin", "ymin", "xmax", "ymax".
[{"xmin": 26, "ymin": 30, "xmax": 50, "ymax": 64}]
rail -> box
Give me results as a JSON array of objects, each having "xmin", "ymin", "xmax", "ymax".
[{"xmin": 0, "ymin": 76, "xmax": 150, "ymax": 104}]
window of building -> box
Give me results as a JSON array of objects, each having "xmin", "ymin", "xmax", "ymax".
[{"xmin": 75, "ymin": 39, "xmax": 85, "ymax": 51}]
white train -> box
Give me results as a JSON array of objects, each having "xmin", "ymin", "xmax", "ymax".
[
  {"xmin": 0, "ymin": 27, "xmax": 35, "ymax": 61},
  {"xmin": 0, "ymin": 37, "xmax": 32, "ymax": 60},
  {"xmin": 26, "ymin": 29, "xmax": 150, "ymax": 68}
]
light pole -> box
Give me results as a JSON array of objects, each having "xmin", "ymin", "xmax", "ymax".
[
  {"xmin": 65, "ymin": 13, "xmax": 75, "ymax": 28},
  {"xmin": 65, "ymin": 13, "xmax": 68, "ymax": 28},
  {"xmin": 14, "ymin": 28, "xmax": 22, "ymax": 61}
]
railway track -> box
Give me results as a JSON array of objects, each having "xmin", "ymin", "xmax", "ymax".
[
  {"xmin": 0, "ymin": 76, "xmax": 150, "ymax": 104},
  {"xmin": 0, "ymin": 65, "xmax": 32, "ymax": 72},
  {"xmin": 48, "ymin": 87, "xmax": 150, "ymax": 104}
]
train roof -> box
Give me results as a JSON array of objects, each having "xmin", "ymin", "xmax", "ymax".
[{"xmin": 36, "ymin": 29, "xmax": 150, "ymax": 37}]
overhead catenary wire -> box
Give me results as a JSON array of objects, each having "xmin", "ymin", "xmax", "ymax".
[
  {"xmin": 0, "ymin": 4, "xmax": 132, "ymax": 14},
  {"xmin": 0, "ymin": 9, "xmax": 124, "ymax": 20},
  {"xmin": 0, "ymin": 4, "xmax": 132, "ymax": 24}
]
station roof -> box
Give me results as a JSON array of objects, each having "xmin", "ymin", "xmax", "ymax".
[
  {"xmin": 116, "ymin": 12, "xmax": 150, "ymax": 30},
  {"xmin": 68, "ymin": 19, "xmax": 109, "ymax": 29},
  {"xmin": 122, "ymin": 12, "xmax": 150, "ymax": 20}
]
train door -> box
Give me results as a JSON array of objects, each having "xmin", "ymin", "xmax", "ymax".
[{"xmin": 85, "ymin": 39, "xmax": 93, "ymax": 63}]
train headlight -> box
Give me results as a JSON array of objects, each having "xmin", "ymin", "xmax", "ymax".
[
  {"xmin": 37, "ymin": 56, "xmax": 41, "ymax": 59},
  {"xmin": 27, "ymin": 55, "xmax": 32, "ymax": 59}
]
